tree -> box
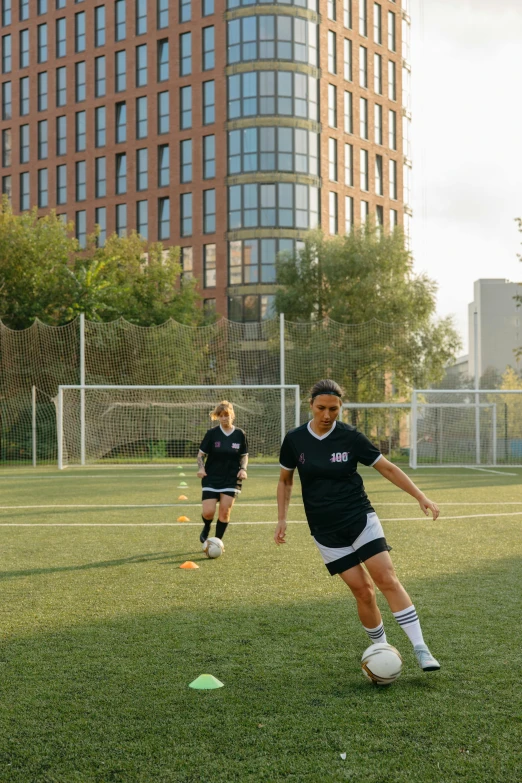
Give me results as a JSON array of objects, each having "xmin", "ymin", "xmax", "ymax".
[{"xmin": 275, "ymin": 225, "xmax": 461, "ymax": 400}]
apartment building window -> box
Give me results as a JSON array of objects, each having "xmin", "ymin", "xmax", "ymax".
[
  {"xmin": 390, "ymin": 209, "xmax": 398, "ymax": 229},
  {"xmin": 375, "ymin": 154, "xmax": 383, "ymax": 196},
  {"xmin": 359, "ymin": 0, "xmax": 367, "ymax": 36},
  {"xmin": 75, "ymin": 12, "xmax": 85, "ymax": 52},
  {"xmin": 95, "ymin": 105, "xmax": 106, "ymax": 147},
  {"xmin": 56, "ymin": 17, "xmax": 66, "ymax": 57},
  {"xmin": 56, "ymin": 115, "xmax": 66, "ymax": 155},
  {"xmin": 344, "ymin": 142, "xmax": 353, "ymax": 186},
  {"xmin": 389, "ymin": 159, "xmax": 397, "ymax": 199},
  {"xmin": 374, "ymin": 52, "xmax": 382, "ymax": 94},
  {"xmin": 344, "ymin": 39, "xmax": 352, "ymax": 81},
  {"xmin": 95, "ymin": 156, "xmax": 106, "ymax": 197},
  {"xmin": 136, "ymin": 96, "xmax": 147, "ymax": 138},
  {"xmin": 37, "ymin": 0, "xmax": 47, "ymax": 15},
  {"xmin": 374, "ymin": 103, "xmax": 382, "ymax": 144},
  {"xmin": 158, "ymin": 90, "xmax": 169, "ymax": 133},
  {"xmin": 327, "ymin": 0, "xmax": 336, "ymax": 21},
  {"xmin": 116, "ymin": 101, "xmax": 126, "ymax": 142},
  {"xmin": 75, "ymin": 61, "xmax": 86, "ymax": 102},
  {"xmin": 203, "ymin": 0, "xmax": 214, "ymax": 17},
  {"xmin": 136, "ymin": 44, "xmax": 147, "ymax": 86},
  {"xmin": 180, "ymin": 0, "xmax": 191, "ymax": 24},
  {"xmin": 328, "ymin": 138, "xmax": 337, "ymax": 182},
  {"xmin": 2, "ymin": 0, "xmax": 11, "ymax": 25},
  {"xmin": 20, "ymin": 29, "xmax": 29, "ymax": 67},
  {"xmin": 115, "ymin": 0, "xmax": 126, "ymax": 41},
  {"xmin": 75, "ymin": 159, "xmax": 86, "ymax": 201},
  {"xmin": 95, "ymin": 56, "xmax": 106, "ymax": 97},
  {"xmin": 359, "ymin": 45, "xmax": 367, "ymax": 88},
  {"xmin": 55, "ymin": 0, "xmax": 65, "ymax": 9},
  {"xmin": 202, "ymin": 80, "xmax": 214, "ymax": 124},
  {"xmin": 158, "ymin": 197, "xmax": 170, "ymax": 239},
  {"xmin": 56, "ymin": 66, "xmax": 66, "ymax": 107},
  {"xmin": 115, "ymin": 50, "xmax": 126, "ymax": 92},
  {"xmin": 95, "ymin": 5, "xmax": 105, "ymax": 47},
  {"xmin": 389, "ymin": 108, "xmax": 396, "ymax": 150},
  {"xmin": 203, "ymin": 189, "xmax": 216, "ymax": 234},
  {"xmin": 203, "ymin": 26, "xmax": 214, "ymax": 71},
  {"xmin": 2, "ymin": 174, "xmax": 12, "ymax": 201},
  {"xmin": 137, "ymin": 200, "xmax": 148, "ymax": 238},
  {"xmin": 136, "ymin": 148, "xmax": 148, "ymax": 190},
  {"xmin": 75, "ymin": 110, "xmax": 86, "ymax": 151},
  {"xmin": 136, "ymin": 0, "xmax": 147, "ymax": 35},
  {"xmin": 203, "ymin": 135, "xmax": 215, "ymax": 179},
  {"xmin": 38, "ymin": 118, "xmax": 48, "ymax": 158},
  {"xmin": 328, "ymin": 30, "xmax": 336, "ymax": 74},
  {"xmin": 1, "ymin": 128, "xmax": 11, "ymax": 167},
  {"xmin": 360, "ymin": 96, "xmax": 368, "ymax": 139},
  {"xmin": 157, "ymin": 38, "xmax": 169, "ymax": 81},
  {"xmin": 19, "ymin": 123, "xmax": 29, "ymax": 162},
  {"xmin": 180, "ymin": 138, "xmax": 192, "ymax": 183},
  {"xmin": 1, "ymin": 34, "xmax": 11, "ymax": 73},
  {"xmin": 343, "ymin": 0, "xmax": 351, "ymax": 28},
  {"xmin": 37, "ymin": 72, "xmax": 47, "ymax": 111},
  {"xmin": 344, "ymin": 90, "xmax": 352, "ymax": 133},
  {"xmin": 38, "ymin": 24, "xmax": 48, "ymax": 62},
  {"xmin": 158, "ymin": 144, "xmax": 169, "ymax": 186},
  {"xmin": 388, "ymin": 60, "xmax": 396, "ymax": 100},
  {"xmin": 56, "ymin": 163, "xmax": 67, "ymax": 204},
  {"xmin": 76, "ymin": 210, "xmax": 86, "ymax": 248},
  {"xmin": 361, "ymin": 200, "xmax": 369, "ymax": 224},
  {"xmin": 374, "ymin": 3, "xmax": 382, "ymax": 45},
  {"xmin": 388, "ymin": 11, "xmax": 396, "ymax": 51},
  {"xmin": 115, "ymin": 152, "xmax": 127, "ymax": 194},
  {"xmin": 345, "ymin": 195, "xmax": 353, "ymax": 233},
  {"xmin": 116, "ymin": 203, "xmax": 127, "ymax": 236},
  {"xmin": 180, "ymin": 32, "xmax": 191, "ymax": 76},
  {"xmin": 180, "ymin": 192, "xmax": 192, "ymax": 236},
  {"xmin": 329, "ymin": 192, "xmax": 338, "ymax": 235},
  {"xmin": 158, "ymin": 0, "xmax": 169, "ymax": 28},
  {"xmin": 95, "ymin": 206, "xmax": 106, "ymax": 246},
  {"xmin": 360, "ymin": 148, "xmax": 368, "ymax": 191},
  {"xmin": 20, "ymin": 171, "xmax": 29, "ymax": 210},
  {"xmin": 328, "ymin": 83, "xmax": 336, "ymax": 128},
  {"xmin": 181, "ymin": 246, "xmax": 193, "ymax": 279},
  {"xmin": 376, "ymin": 204, "xmax": 384, "ymax": 229},
  {"xmin": 204, "ymin": 244, "xmax": 216, "ymax": 287},
  {"xmin": 20, "ymin": 0, "xmax": 29, "ymax": 20},
  {"xmin": 1, "ymin": 81, "xmax": 11, "ymax": 119}
]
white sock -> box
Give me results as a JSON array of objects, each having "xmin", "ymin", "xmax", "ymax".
[
  {"xmin": 363, "ymin": 621, "xmax": 387, "ymax": 645},
  {"xmin": 393, "ymin": 605, "xmax": 425, "ymax": 647}
]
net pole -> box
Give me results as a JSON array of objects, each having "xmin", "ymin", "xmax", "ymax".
[
  {"xmin": 280, "ymin": 312, "xmax": 285, "ymax": 441},
  {"xmin": 80, "ymin": 313, "xmax": 86, "ymax": 466},
  {"xmin": 295, "ymin": 384, "xmax": 300, "ymax": 428},
  {"xmin": 410, "ymin": 390, "xmax": 417, "ymax": 469},
  {"xmin": 492, "ymin": 404, "xmax": 497, "ymax": 466},
  {"xmin": 474, "ymin": 310, "xmax": 481, "ymax": 464},
  {"xmin": 57, "ymin": 386, "xmax": 63, "ymax": 470},
  {"xmin": 32, "ymin": 385, "xmax": 36, "ymax": 468}
]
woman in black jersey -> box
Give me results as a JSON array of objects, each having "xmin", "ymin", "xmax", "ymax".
[
  {"xmin": 275, "ymin": 379, "xmax": 441, "ymax": 673},
  {"xmin": 197, "ymin": 401, "xmax": 248, "ymax": 544}
]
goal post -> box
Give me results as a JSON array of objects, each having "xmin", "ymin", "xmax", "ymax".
[{"xmin": 56, "ymin": 384, "xmax": 300, "ymax": 469}]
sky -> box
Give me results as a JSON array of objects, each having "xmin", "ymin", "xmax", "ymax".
[{"xmin": 409, "ymin": 0, "xmax": 522, "ymax": 354}]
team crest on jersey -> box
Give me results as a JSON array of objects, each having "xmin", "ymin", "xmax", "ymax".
[
  {"xmin": 232, "ymin": 443, "xmax": 240, "ymax": 449},
  {"xmin": 215, "ymin": 441, "xmax": 221, "ymax": 448},
  {"xmin": 299, "ymin": 453, "xmax": 305, "ymax": 463}
]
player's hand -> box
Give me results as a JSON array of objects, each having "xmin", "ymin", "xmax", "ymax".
[
  {"xmin": 197, "ymin": 469, "xmax": 207, "ymax": 479},
  {"xmin": 274, "ymin": 521, "xmax": 287, "ymax": 545},
  {"xmin": 418, "ymin": 495, "xmax": 439, "ymax": 521},
  {"xmin": 237, "ymin": 469, "xmax": 247, "ymax": 480}
]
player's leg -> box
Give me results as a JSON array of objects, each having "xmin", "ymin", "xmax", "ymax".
[
  {"xmin": 215, "ymin": 493, "xmax": 235, "ymax": 539},
  {"xmin": 339, "ymin": 565, "xmax": 387, "ymax": 645},
  {"xmin": 200, "ymin": 496, "xmax": 217, "ymax": 543}
]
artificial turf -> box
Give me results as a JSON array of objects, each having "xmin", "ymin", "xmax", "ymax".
[{"xmin": 0, "ymin": 466, "xmax": 521, "ymax": 782}]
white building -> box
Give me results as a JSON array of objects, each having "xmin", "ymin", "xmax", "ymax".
[{"xmin": 468, "ymin": 279, "xmax": 522, "ymax": 380}]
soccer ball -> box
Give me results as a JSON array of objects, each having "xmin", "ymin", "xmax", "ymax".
[
  {"xmin": 361, "ymin": 643, "xmax": 403, "ymax": 685},
  {"xmin": 203, "ymin": 537, "xmax": 224, "ymax": 559}
]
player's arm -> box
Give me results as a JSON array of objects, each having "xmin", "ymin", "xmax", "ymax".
[
  {"xmin": 197, "ymin": 450, "xmax": 207, "ymax": 478},
  {"xmin": 238, "ymin": 452, "xmax": 248, "ymax": 479},
  {"xmin": 372, "ymin": 456, "xmax": 439, "ymax": 520},
  {"xmin": 275, "ymin": 468, "xmax": 294, "ymax": 544}
]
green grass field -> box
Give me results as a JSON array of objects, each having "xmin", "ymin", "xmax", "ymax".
[{"xmin": 1, "ymin": 465, "xmax": 521, "ymax": 782}]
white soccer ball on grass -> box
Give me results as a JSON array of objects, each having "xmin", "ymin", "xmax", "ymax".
[
  {"xmin": 361, "ymin": 642, "xmax": 403, "ymax": 685},
  {"xmin": 202, "ymin": 537, "xmax": 224, "ymax": 559}
]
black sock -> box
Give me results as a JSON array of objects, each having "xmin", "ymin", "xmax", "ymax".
[
  {"xmin": 200, "ymin": 516, "xmax": 212, "ymax": 543},
  {"xmin": 215, "ymin": 521, "xmax": 228, "ymax": 539}
]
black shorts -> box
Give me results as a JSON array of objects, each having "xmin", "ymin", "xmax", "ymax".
[
  {"xmin": 313, "ymin": 512, "xmax": 392, "ymax": 575},
  {"xmin": 202, "ymin": 490, "xmax": 237, "ymax": 501}
]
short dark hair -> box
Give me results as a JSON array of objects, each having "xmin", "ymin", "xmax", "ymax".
[{"xmin": 309, "ymin": 379, "xmax": 343, "ymax": 402}]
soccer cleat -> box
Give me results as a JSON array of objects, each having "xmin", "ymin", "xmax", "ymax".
[
  {"xmin": 200, "ymin": 525, "xmax": 211, "ymax": 544},
  {"xmin": 414, "ymin": 644, "xmax": 441, "ymax": 672}
]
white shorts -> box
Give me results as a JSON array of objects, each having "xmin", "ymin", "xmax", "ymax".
[{"xmin": 314, "ymin": 512, "xmax": 391, "ymax": 575}]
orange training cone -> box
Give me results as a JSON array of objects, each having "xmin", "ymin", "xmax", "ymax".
[
  {"xmin": 180, "ymin": 561, "xmax": 199, "ymax": 569},
  {"xmin": 177, "ymin": 515, "xmax": 190, "ymax": 522},
  {"xmin": 178, "ymin": 495, "xmax": 188, "ymax": 501}
]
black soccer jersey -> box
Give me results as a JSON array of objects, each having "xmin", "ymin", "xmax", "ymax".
[
  {"xmin": 199, "ymin": 426, "xmax": 249, "ymax": 493},
  {"xmin": 279, "ymin": 421, "xmax": 382, "ymax": 536}
]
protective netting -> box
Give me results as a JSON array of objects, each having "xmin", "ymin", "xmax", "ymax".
[
  {"xmin": 0, "ymin": 316, "xmax": 449, "ymax": 465},
  {"xmin": 412, "ymin": 391, "xmax": 522, "ymax": 467},
  {"xmin": 60, "ymin": 386, "xmax": 298, "ymax": 465},
  {"xmin": 341, "ymin": 404, "xmax": 411, "ymax": 464}
]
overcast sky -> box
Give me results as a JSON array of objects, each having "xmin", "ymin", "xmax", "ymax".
[{"xmin": 409, "ymin": 0, "xmax": 522, "ymax": 353}]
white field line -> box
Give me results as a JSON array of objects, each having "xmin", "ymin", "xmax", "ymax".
[
  {"xmin": 468, "ymin": 467, "xmax": 518, "ymax": 476},
  {"xmin": 2, "ymin": 511, "xmax": 522, "ymax": 527}
]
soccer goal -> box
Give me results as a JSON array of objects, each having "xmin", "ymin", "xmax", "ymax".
[
  {"xmin": 410, "ymin": 389, "xmax": 522, "ymax": 468},
  {"xmin": 56, "ymin": 384, "xmax": 300, "ymax": 468},
  {"xmin": 341, "ymin": 403, "xmax": 412, "ymax": 463}
]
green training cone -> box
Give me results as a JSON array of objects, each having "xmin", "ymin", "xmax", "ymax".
[
  {"xmin": 178, "ymin": 481, "xmax": 188, "ymax": 487},
  {"xmin": 189, "ymin": 674, "xmax": 224, "ymax": 690},
  {"xmin": 178, "ymin": 472, "xmax": 186, "ymax": 476}
]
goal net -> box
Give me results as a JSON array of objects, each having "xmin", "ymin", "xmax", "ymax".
[
  {"xmin": 341, "ymin": 403, "xmax": 411, "ymax": 464},
  {"xmin": 410, "ymin": 389, "xmax": 522, "ymax": 468},
  {"xmin": 56, "ymin": 384, "xmax": 300, "ymax": 468}
]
